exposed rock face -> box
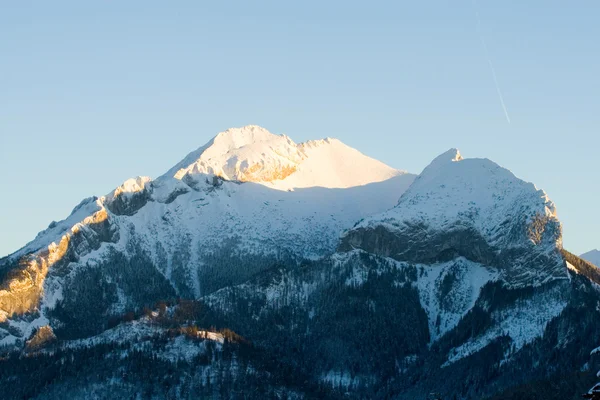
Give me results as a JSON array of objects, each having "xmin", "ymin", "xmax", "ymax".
[
  {"xmin": 0, "ymin": 207, "xmax": 117, "ymax": 322},
  {"xmin": 25, "ymin": 325, "xmax": 56, "ymax": 351},
  {"xmin": 0, "ymin": 131, "xmax": 597, "ymax": 400},
  {"xmin": 0, "ymin": 126, "xmax": 414, "ymax": 344},
  {"xmin": 340, "ymin": 149, "xmax": 567, "ymax": 288},
  {"xmin": 104, "ymin": 176, "xmax": 153, "ymax": 216},
  {"xmin": 340, "ymin": 224, "xmax": 497, "ymax": 266}
]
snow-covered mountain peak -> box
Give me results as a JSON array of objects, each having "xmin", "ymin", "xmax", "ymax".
[
  {"xmin": 342, "ymin": 150, "xmax": 566, "ymax": 287},
  {"xmin": 399, "ymin": 149, "xmax": 558, "ymax": 224},
  {"xmin": 202, "ymin": 125, "xmax": 298, "ymax": 164},
  {"xmin": 359, "ymin": 149, "xmax": 560, "ymax": 242},
  {"xmin": 213, "ymin": 124, "xmax": 279, "ymax": 145},
  {"xmin": 415, "ymin": 148, "xmax": 465, "ymax": 184},
  {"xmin": 106, "ymin": 176, "xmax": 151, "ymax": 202},
  {"xmin": 425, "ymin": 148, "xmax": 463, "ymax": 169},
  {"xmin": 166, "ymin": 125, "xmax": 303, "ymax": 184},
  {"xmin": 161, "ymin": 125, "xmax": 406, "ymax": 190}
]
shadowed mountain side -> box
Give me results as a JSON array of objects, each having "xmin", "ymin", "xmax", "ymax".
[{"xmin": 0, "ymin": 172, "xmax": 415, "ymax": 344}]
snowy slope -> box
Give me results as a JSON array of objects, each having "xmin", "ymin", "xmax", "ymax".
[
  {"xmin": 5, "ymin": 126, "xmax": 412, "ymax": 264},
  {"xmin": 99, "ymin": 172, "xmax": 415, "ymax": 300},
  {"xmin": 0, "ymin": 125, "xmax": 415, "ymax": 343},
  {"xmin": 354, "ymin": 148, "xmax": 558, "ymax": 247},
  {"xmin": 268, "ymin": 138, "xmax": 402, "ymax": 190},
  {"xmin": 581, "ymin": 250, "xmax": 600, "ymax": 267},
  {"xmin": 163, "ymin": 125, "xmax": 404, "ymax": 189},
  {"xmin": 342, "ymin": 148, "xmax": 567, "ymax": 287},
  {"xmin": 2, "ymin": 128, "xmax": 598, "ymax": 400},
  {"xmin": 9, "ymin": 197, "xmax": 104, "ymax": 260},
  {"xmin": 132, "ymin": 175, "xmax": 413, "ymax": 258},
  {"xmin": 87, "ymin": 126, "xmax": 414, "ymax": 272},
  {"xmin": 414, "ymin": 257, "xmax": 498, "ymax": 343},
  {"xmin": 442, "ymin": 282, "xmax": 567, "ymax": 367}
]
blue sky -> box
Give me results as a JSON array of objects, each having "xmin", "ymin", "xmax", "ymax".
[{"xmin": 1, "ymin": 1, "xmax": 599, "ymax": 257}]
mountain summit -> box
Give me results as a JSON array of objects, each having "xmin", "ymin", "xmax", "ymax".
[
  {"xmin": 162, "ymin": 125, "xmax": 405, "ymax": 190},
  {"xmin": 341, "ymin": 148, "xmax": 565, "ymax": 287},
  {"xmin": 1, "ymin": 128, "xmax": 597, "ymax": 400},
  {"xmin": 0, "ymin": 126, "xmax": 415, "ymax": 343}
]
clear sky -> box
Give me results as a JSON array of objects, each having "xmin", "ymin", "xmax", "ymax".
[{"xmin": 1, "ymin": 1, "xmax": 599, "ymax": 257}]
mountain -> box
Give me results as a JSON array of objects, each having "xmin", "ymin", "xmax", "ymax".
[
  {"xmin": 0, "ymin": 125, "xmax": 415, "ymax": 342},
  {"xmin": 581, "ymin": 249, "xmax": 600, "ymax": 267},
  {"xmin": 164, "ymin": 125, "xmax": 403, "ymax": 190},
  {"xmin": 0, "ymin": 126, "xmax": 598, "ymax": 400},
  {"xmin": 340, "ymin": 148, "xmax": 566, "ymax": 288}
]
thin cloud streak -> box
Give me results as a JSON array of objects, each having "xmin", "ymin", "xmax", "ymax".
[{"xmin": 473, "ymin": 1, "xmax": 511, "ymax": 124}]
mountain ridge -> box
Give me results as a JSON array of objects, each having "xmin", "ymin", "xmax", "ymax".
[
  {"xmin": 0, "ymin": 125, "xmax": 416, "ymax": 345},
  {"xmin": 161, "ymin": 124, "xmax": 406, "ymax": 190},
  {"xmin": 4, "ymin": 125, "xmax": 410, "ymax": 261},
  {"xmin": 0, "ymin": 125, "xmax": 595, "ymax": 400},
  {"xmin": 340, "ymin": 146, "xmax": 566, "ymax": 288},
  {"xmin": 581, "ymin": 249, "xmax": 600, "ymax": 267}
]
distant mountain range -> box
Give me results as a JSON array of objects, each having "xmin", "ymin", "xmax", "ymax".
[
  {"xmin": 0, "ymin": 125, "xmax": 598, "ymax": 400},
  {"xmin": 581, "ymin": 249, "xmax": 600, "ymax": 268}
]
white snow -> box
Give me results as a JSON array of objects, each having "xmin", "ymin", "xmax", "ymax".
[
  {"xmin": 163, "ymin": 125, "xmax": 407, "ymax": 190},
  {"xmin": 566, "ymin": 261, "xmax": 579, "ymax": 273},
  {"xmin": 0, "ymin": 314, "xmax": 51, "ymax": 347},
  {"xmin": 106, "ymin": 176, "xmax": 151, "ymax": 201},
  {"xmin": 416, "ymin": 258, "xmax": 498, "ymax": 342},
  {"xmin": 101, "ymin": 132, "xmax": 416, "ymax": 298},
  {"xmin": 357, "ymin": 148, "xmax": 558, "ymax": 247},
  {"xmin": 337, "ymin": 252, "xmax": 499, "ymax": 343},
  {"xmin": 8, "ymin": 197, "xmax": 103, "ymax": 260},
  {"xmin": 0, "ymin": 125, "xmax": 415, "ymax": 340},
  {"xmin": 114, "ymin": 171, "xmax": 414, "ymax": 298},
  {"xmin": 442, "ymin": 284, "xmax": 567, "ymax": 367},
  {"xmin": 17, "ymin": 126, "xmax": 415, "ymax": 274},
  {"xmin": 2, "ymin": 128, "xmax": 573, "ymax": 363},
  {"xmin": 352, "ymin": 148, "xmax": 567, "ymax": 287},
  {"xmin": 268, "ymin": 137, "xmax": 404, "ymax": 190}
]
